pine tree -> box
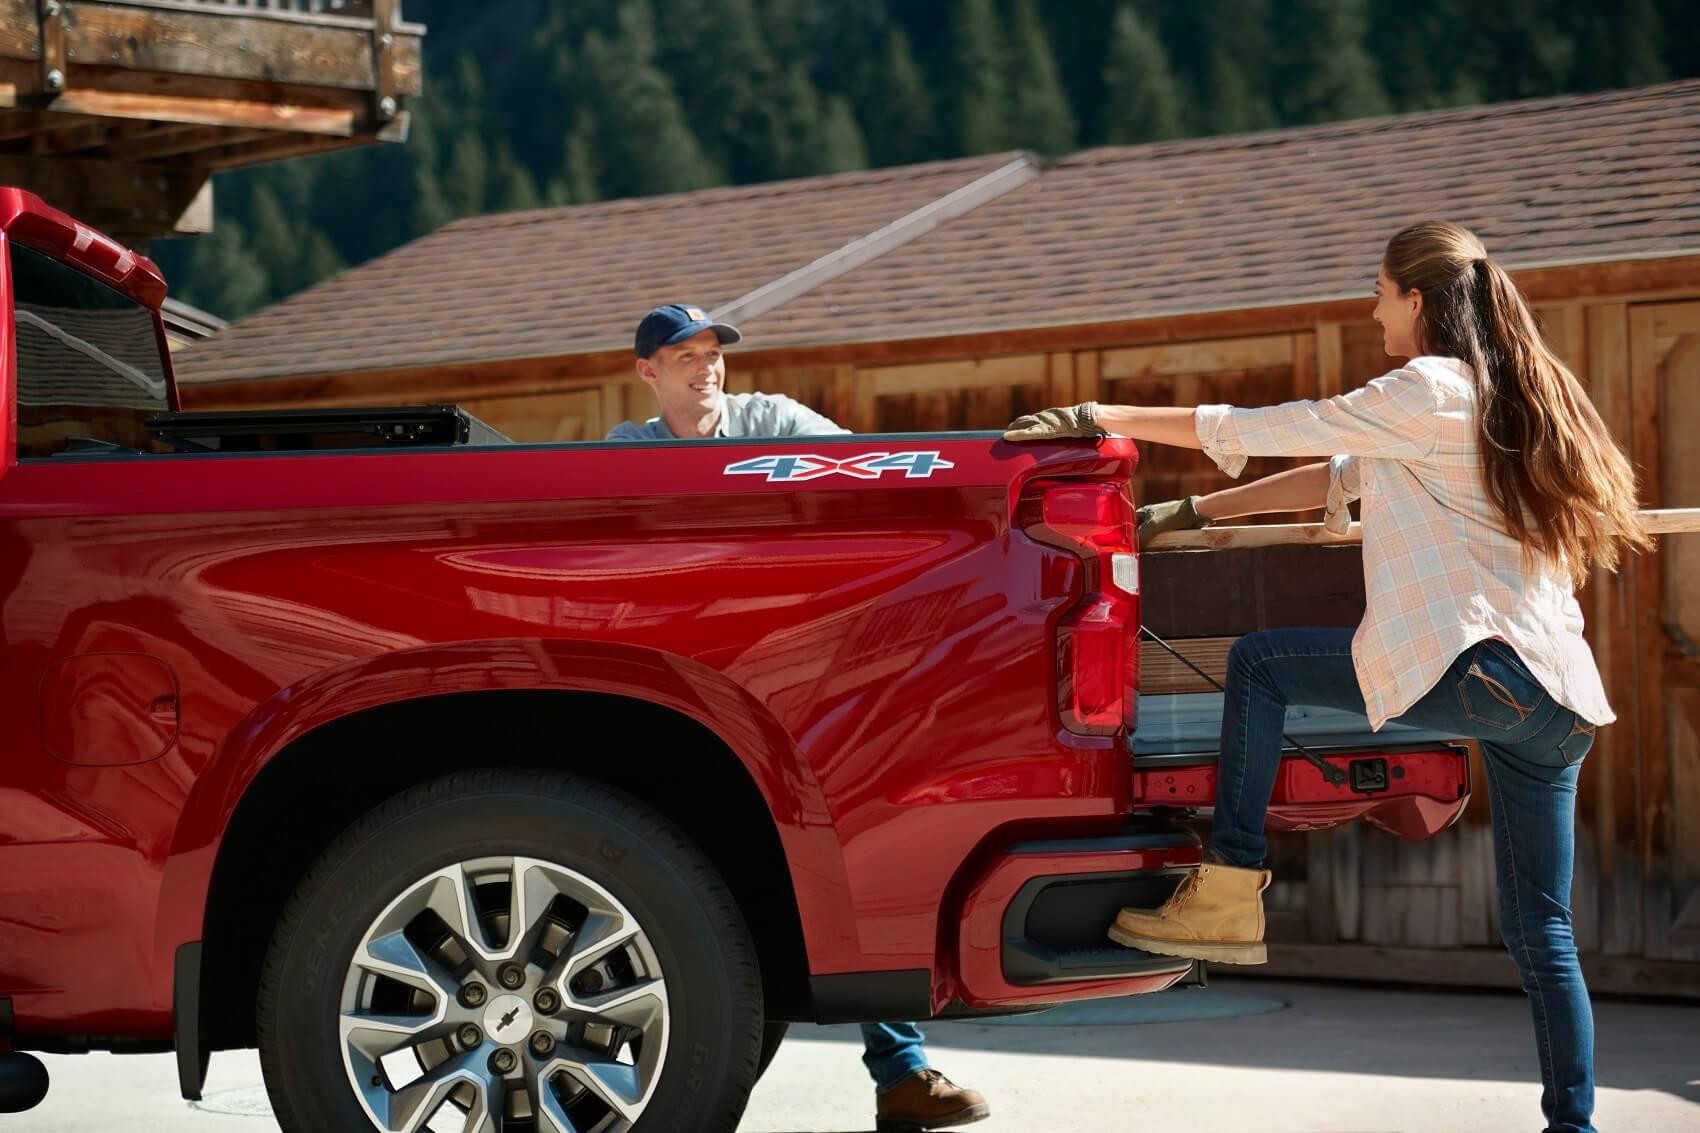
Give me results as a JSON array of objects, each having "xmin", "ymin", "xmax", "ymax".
[
  {"xmin": 755, "ymin": 0, "xmax": 831, "ymax": 63},
  {"xmin": 653, "ymin": 0, "xmax": 790, "ymax": 183},
  {"xmin": 1202, "ymin": 51, "xmax": 1277, "ymax": 133},
  {"xmin": 489, "ymin": 142, "xmax": 541, "ymax": 213},
  {"xmin": 1269, "ymin": 0, "xmax": 1390, "ymax": 124},
  {"xmin": 1005, "ymin": 0, "xmax": 1077, "ymax": 154},
  {"xmin": 771, "ymin": 63, "xmax": 829, "ymax": 179},
  {"xmin": 856, "ymin": 25, "xmax": 939, "ymax": 168},
  {"xmin": 578, "ymin": 23, "xmax": 719, "ymax": 199},
  {"xmin": 951, "ymin": 0, "xmax": 1012, "ymax": 154},
  {"xmin": 1658, "ymin": 0, "xmax": 1700, "ymax": 78},
  {"xmin": 1568, "ymin": 0, "xmax": 1669, "ymax": 90},
  {"xmin": 1102, "ymin": 5, "xmax": 1184, "ymax": 143},
  {"xmin": 176, "ymin": 219, "xmax": 270, "ymax": 320},
  {"xmin": 1183, "ymin": 0, "xmax": 1275, "ymax": 134},
  {"xmin": 441, "ymin": 133, "xmax": 490, "ymax": 218},
  {"xmin": 299, "ymin": 231, "xmax": 346, "ymax": 289},
  {"xmin": 560, "ymin": 110, "xmax": 602, "ymax": 204},
  {"xmin": 818, "ymin": 96, "xmax": 871, "ymax": 173}
]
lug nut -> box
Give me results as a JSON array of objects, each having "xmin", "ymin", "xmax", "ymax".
[
  {"xmin": 529, "ymin": 1030, "xmax": 555, "ymax": 1058},
  {"xmin": 459, "ymin": 982, "xmax": 488, "ymax": 1008},
  {"xmin": 489, "ymin": 1048, "xmax": 518, "ymax": 1075},
  {"xmin": 498, "ymin": 964, "xmax": 526, "ymax": 990},
  {"xmin": 534, "ymin": 987, "xmax": 562, "ymax": 1016},
  {"xmin": 457, "ymin": 1023, "xmax": 482, "ymax": 1049}
]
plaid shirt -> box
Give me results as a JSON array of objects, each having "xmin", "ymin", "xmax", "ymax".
[{"xmin": 1195, "ymin": 355, "xmax": 1613, "ymax": 731}]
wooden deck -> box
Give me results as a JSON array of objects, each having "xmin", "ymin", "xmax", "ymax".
[{"xmin": 0, "ymin": 0, "xmax": 423, "ymax": 237}]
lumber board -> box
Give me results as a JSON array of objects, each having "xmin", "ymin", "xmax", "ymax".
[{"xmin": 1145, "ymin": 509, "xmax": 1700, "ymax": 551}]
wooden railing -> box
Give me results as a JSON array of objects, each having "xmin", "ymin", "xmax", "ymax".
[
  {"xmin": 176, "ymin": 0, "xmax": 377, "ymax": 15},
  {"xmin": 1147, "ymin": 508, "xmax": 1700, "ymax": 551}
]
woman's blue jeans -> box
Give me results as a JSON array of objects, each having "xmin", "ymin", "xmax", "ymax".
[
  {"xmin": 860, "ymin": 1023, "xmax": 928, "ymax": 1092},
  {"xmin": 1213, "ymin": 628, "xmax": 1598, "ymax": 1133}
]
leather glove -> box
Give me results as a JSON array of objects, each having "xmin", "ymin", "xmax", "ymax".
[
  {"xmin": 1137, "ymin": 496, "xmax": 1211, "ymax": 546},
  {"xmin": 1003, "ymin": 402, "xmax": 1106, "ymax": 442}
]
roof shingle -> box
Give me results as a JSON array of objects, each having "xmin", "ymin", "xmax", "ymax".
[
  {"xmin": 746, "ymin": 81, "xmax": 1700, "ymax": 347},
  {"xmin": 175, "ymin": 154, "xmax": 1021, "ymax": 385},
  {"xmin": 176, "ymin": 80, "xmax": 1700, "ymax": 384}
]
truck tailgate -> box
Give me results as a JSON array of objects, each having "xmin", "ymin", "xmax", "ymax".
[{"xmin": 1129, "ymin": 693, "xmax": 1470, "ymax": 839}]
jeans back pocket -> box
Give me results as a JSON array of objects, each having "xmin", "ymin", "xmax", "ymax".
[
  {"xmin": 1456, "ymin": 640, "xmax": 1548, "ymax": 732},
  {"xmin": 1558, "ymin": 717, "xmax": 1596, "ymax": 766}
]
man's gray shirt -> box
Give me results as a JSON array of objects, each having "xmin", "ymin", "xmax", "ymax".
[{"xmin": 606, "ymin": 392, "xmax": 849, "ymax": 440}]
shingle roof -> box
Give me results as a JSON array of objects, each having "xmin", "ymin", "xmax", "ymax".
[
  {"xmin": 745, "ymin": 80, "xmax": 1700, "ymax": 348},
  {"xmin": 174, "ymin": 154, "xmax": 1023, "ymax": 385},
  {"xmin": 177, "ymin": 80, "xmax": 1700, "ymax": 385}
]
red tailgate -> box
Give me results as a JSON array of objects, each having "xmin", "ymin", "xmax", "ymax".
[{"xmin": 1130, "ymin": 744, "xmax": 1471, "ymax": 840}]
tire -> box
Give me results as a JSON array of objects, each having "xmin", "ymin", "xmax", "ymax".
[
  {"xmin": 256, "ymin": 769, "xmax": 763, "ymax": 1133},
  {"xmin": 755, "ymin": 1021, "xmax": 789, "ymax": 1081}
]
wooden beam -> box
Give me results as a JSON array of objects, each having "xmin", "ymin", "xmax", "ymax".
[
  {"xmin": 0, "ymin": 108, "xmax": 36, "ymax": 140},
  {"xmin": 48, "ymin": 85, "xmax": 371, "ymax": 137},
  {"xmin": 0, "ymin": 0, "xmax": 424, "ymax": 95},
  {"xmin": 30, "ymin": 113, "xmax": 111, "ymax": 154},
  {"xmin": 0, "ymin": 153, "xmax": 209, "ymax": 235},
  {"xmin": 106, "ymin": 122, "xmax": 268, "ymax": 162},
  {"xmin": 1145, "ymin": 509, "xmax": 1700, "ymax": 551},
  {"xmin": 187, "ymin": 128, "xmax": 378, "ymax": 171},
  {"xmin": 1629, "ymin": 305, "xmax": 1671, "ymax": 958},
  {"xmin": 371, "ymin": 0, "xmax": 397, "ymax": 122},
  {"xmin": 37, "ymin": 0, "xmax": 65, "ymax": 96}
]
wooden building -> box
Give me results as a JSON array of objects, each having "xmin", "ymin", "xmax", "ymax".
[
  {"xmin": 0, "ymin": 0, "xmax": 422, "ymax": 240},
  {"xmin": 176, "ymin": 80, "xmax": 1700, "ymax": 993}
]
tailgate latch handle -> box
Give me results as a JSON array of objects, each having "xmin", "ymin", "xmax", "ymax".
[{"xmin": 1348, "ymin": 758, "xmax": 1390, "ymax": 794}]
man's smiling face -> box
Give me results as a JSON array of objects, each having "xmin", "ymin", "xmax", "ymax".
[{"xmin": 637, "ymin": 328, "xmax": 726, "ymax": 419}]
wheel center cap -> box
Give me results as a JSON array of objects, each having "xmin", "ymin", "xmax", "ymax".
[{"xmin": 483, "ymin": 994, "xmax": 534, "ymax": 1043}]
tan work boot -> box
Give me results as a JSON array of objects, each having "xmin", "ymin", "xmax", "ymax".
[
  {"xmin": 875, "ymin": 1068, "xmax": 991, "ymax": 1131},
  {"xmin": 1107, "ymin": 861, "xmax": 1272, "ymax": 964}
]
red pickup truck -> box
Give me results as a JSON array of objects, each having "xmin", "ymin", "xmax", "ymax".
[{"xmin": 0, "ymin": 189, "xmax": 1470, "ymax": 1131}]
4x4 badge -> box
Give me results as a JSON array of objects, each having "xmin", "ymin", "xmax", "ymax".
[{"xmin": 724, "ymin": 451, "xmax": 955, "ymax": 482}]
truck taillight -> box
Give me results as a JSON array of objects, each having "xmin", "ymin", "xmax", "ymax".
[{"xmin": 1021, "ymin": 480, "xmax": 1140, "ymax": 737}]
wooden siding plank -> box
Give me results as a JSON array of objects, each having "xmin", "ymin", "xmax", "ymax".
[
  {"xmin": 866, "ymin": 354, "xmax": 1044, "ymax": 396},
  {"xmin": 1101, "ymin": 334, "xmax": 1294, "ymax": 381},
  {"xmin": 1316, "ymin": 322, "xmax": 1344, "ymax": 398}
]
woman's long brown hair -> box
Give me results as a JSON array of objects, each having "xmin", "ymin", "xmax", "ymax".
[{"xmin": 1383, "ymin": 220, "xmax": 1650, "ymax": 585}]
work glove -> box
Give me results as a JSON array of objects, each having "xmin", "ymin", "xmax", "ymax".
[
  {"xmin": 1137, "ymin": 496, "xmax": 1210, "ymax": 546},
  {"xmin": 1003, "ymin": 402, "xmax": 1106, "ymax": 442}
]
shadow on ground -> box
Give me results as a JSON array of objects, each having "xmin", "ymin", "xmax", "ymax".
[{"xmin": 779, "ymin": 977, "xmax": 1700, "ymax": 1106}]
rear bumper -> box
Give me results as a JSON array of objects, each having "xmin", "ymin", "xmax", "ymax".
[{"xmin": 951, "ymin": 827, "xmax": 1203, "ymax": 1010}]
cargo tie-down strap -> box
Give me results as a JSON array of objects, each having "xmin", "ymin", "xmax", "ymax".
[{"xmin": 1138, "ymin": 625, "xmax": 1350, "ymax": 788}]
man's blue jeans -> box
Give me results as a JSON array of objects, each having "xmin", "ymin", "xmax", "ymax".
[
  {"xmin": 861, "ymin": 1023, "xmax": 928, "ymax": 1092},
  {"xmin": 1213, "ymin": 628, "xmax": 1598, "ymax": 1133}
]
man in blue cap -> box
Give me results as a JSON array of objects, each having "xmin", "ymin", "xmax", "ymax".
[
  {"xmin": 610, "ymin": 304, "xmax": 848, "ymax": 440},
  {"xmin": 608, "ymin": 304, "xmax": 991, "ymax": 1132}
]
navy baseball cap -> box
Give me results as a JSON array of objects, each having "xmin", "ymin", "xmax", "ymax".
[{"xmin": 634, "ymin": 304, "xmax": 742, "ymax": 358}]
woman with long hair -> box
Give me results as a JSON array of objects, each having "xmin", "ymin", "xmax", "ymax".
[{"xmin": 1005, "ymin": 220, "xmax": 1649, "ymax": 1133}]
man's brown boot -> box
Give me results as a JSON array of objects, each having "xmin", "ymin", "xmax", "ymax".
[
  {"xmin": 875, "ymin": 1068, "xmax": 990, "ymax": 1131},
  {"xmin": 1107, "ymin": 860, "xmax": 1271, "ymax": 964}
]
